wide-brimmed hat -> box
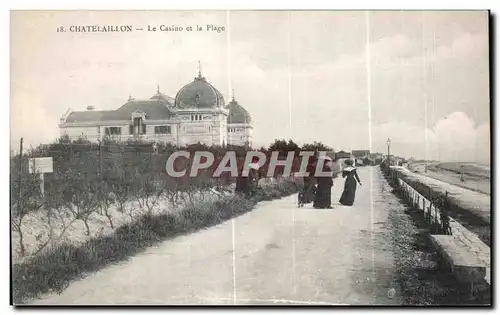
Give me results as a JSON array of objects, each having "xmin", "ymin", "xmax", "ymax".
[{"xmin": 344, "ymin": 159, "xmax": 353, "ymax": 166}]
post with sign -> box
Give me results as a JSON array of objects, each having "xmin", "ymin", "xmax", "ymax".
[{"xmin": 28, "ymin": 157, "xmax": 54, "ymax": 197}]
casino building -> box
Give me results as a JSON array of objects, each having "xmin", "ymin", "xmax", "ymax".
[{"xmin": 58, "ymin": 68, "xmax": 253, "ymax": 147}]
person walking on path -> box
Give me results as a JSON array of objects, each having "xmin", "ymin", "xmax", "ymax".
[
  {"xmin": 302, "ymin": 156, "xmax": 317, "ymax": 204},
  {"xmin": 235, "ymin": 163, "xmax": 260, "ymax": 198},
  {"xmin": 313, "ymin": 156, "xmax": 334, "ymax": 209},
  {"xmin": 339, "ymin": 159, "xmax": 362, "ymax": 206}
]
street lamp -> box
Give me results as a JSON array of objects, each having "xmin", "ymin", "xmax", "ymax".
[{"xmin": 386, "ymin": 138, "xmax": 391, "ymax": 165}]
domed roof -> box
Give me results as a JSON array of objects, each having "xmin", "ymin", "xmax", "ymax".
[
  {"xmin": 226, "ymin": 97, "xmax": 252, "ymax": 124},
  {"xmin": 174, "ymin": 73, "xmax": 225, "ymax": 109}
]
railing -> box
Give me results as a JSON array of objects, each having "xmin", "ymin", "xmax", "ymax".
[
  {"xmin": 395, "ymin": 174, "xmax": 452, "ymax": 235},
  {"xmin": 383, "ymin": 164, "xmax": 491, "ymax": 287}
]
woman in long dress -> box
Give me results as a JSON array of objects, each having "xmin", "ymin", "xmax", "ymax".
[
  {"xmin": 235, "ymin": 163, "xmax": 259, "ymax": 198},
  {"xmin": 303, "ymin": 157, "xmax": 316, "ymax": 203},
  {"xmin": 313, "ymin": 157, "xmax": 334, "ymax": 209},
  {"xmin": 339, "ymin": 159, "xmax": 362, "ymax": 206}
]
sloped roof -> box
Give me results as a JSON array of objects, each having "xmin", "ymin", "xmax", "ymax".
[
  {"xmin": 150, "ymin": 92, "xmax": 174, "ymax": 103},
  {"xmin": 64, "ymin": 99, "xmax": 173, "ymax": 123}
]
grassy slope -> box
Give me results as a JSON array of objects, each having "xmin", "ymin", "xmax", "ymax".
[{"xmin": 12, "ymin": 182, "xmax": 298, "ymax": 304}]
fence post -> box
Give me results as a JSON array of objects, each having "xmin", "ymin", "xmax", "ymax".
[
  {"xmin": 428, "ymin": 187, "xmax": 432, "ymax": 224},
  {"xmin": 422, "ymin": 198, "xmax": 427, "ymax": 221},
  {"xmin": 98, "ymin": 139, "xmax": 103, "ymax": 177},
  {"xmin": 442, "ymin": 191, "xmax": 451, "ymax": 235},
  {"xmin": 427, "ymin": 202, "xmax": 431, "ymax": 224},
  {"xmin": 18, "ymin": 137, "xmax": 23, "ymax": 211},
  {"xmin": 430, "ymin": 203, "xmax": 435, "ymax": 226},
  {"xmin": 98, "ymin": 139, "xmax": 104, "ymax": 215}
]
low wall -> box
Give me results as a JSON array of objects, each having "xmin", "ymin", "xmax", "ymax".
[
  {"xmin": 383, "ymin": 165, "xmax": 490, "ymax": 290},
  {"xmin": 388, "ymin": 166, "xmax": 490, "ymax": 246}
]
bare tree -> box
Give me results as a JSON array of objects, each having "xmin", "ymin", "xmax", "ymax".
[
  {"xmin": 113, "ymin": 180, "xmax": 134, "ymax": 220},
  {"xmin": 60, "ymin": 171, "xmax": 101, "ymax": 236},
  {"xmin": 98, "ymin": 181, "xmax": 116, "ymax": 229},
  {"xmin": 11, "ymin": 171, "xmax": 45, "ymax": 256},
  {"xmin": 134, "ymin": 174, "xmax": 166, "ymax": 216}
]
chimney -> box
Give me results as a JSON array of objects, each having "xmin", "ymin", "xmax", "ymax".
[{"xmin": 87, "ymin": 106, "xmax": 95, "ymax": 111}]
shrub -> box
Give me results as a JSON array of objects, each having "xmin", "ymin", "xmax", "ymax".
[
  {"xmin": 11, "ymin": 159, "xmax": 45, "ymax": 257},
  {"xmin": 12, "ymin": 179, "xmax": 296, "ymax": 304}
]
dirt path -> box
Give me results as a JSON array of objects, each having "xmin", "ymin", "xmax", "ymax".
[{"xmin": 29, "ymin": 167, "xmax": 400, "ymax": 305}]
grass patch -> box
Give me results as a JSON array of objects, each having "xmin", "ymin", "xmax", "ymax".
[
  {"xmin": 386, "ymin": 177, "xmax": 461, "ymax": 305},
  {"xmin": 12, "ymin": 182, "xmax": 298, "ymax": 304}
]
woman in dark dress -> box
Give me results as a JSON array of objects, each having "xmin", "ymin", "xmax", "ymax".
[
  {"xmin": 235, "ymin": 164, "xmax": 259, "ymax": 198},
  {"xmin": 313, "ymin": 157, "xmax": 334, "ymax": 209},
  {"xmin": 339, "ymin": 159, "xmax": 362, "ymax": 206},
  {"xmin": 303, "ymin": 158, "xmax": 316, "ymax": 203}
]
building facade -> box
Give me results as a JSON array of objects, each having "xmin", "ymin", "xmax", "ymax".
[
  {"xmin": 58, "ymin": 70, "xmax": 253, "ymax": 147},
  {"xmin": 369, "ymin": 153, "xmax": 383, "ymax": 160},
  {"xmin": 351, "ymin": 150, "xmax": 371, "ymax": 159},
  {"xmin": 335, "ymin": 150, "xmax": 352, "ymax": 160}
]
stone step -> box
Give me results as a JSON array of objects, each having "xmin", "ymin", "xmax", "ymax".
[
  {"xmin": 448, "ymin": 219, "xmax": 490, "ymax": 285},
  {"xmin": 429, "ymin": 234, "xmax": 486, "ymax": 283}
]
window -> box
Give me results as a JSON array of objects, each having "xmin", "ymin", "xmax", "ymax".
[
  {"xmin": 155, "ymin": 125, "xmax": 171, "ymax": 134},
  {"xmin": 105, "ymin": 127, "xmax": 121, "ymax": 135},
  {"xmin": 132, "ymin": 117, "xmax": 145, "ymax": 134}
]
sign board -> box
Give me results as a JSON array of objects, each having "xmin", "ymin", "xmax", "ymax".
[{"xmin": 28, "ymin": 157, "xmax": 54, "ymax": 174}]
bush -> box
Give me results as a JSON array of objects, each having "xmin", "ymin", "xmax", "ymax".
[
  {"xmin": 11, "ymin": 135, "xmax": 307, "ymax": 303},
  {"xmin": 12, "ymin": 180, "xmax": 296, "ymax": 304}
]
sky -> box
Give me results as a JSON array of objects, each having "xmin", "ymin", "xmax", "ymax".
[{"xmin": 10, "ymin": 10, "xmax": 490, "ymax": 164}]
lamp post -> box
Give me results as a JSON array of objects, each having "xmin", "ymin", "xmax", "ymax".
[{"xmin": 386, "ymin": 138, "xmax": 391, "ymax": 166}]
